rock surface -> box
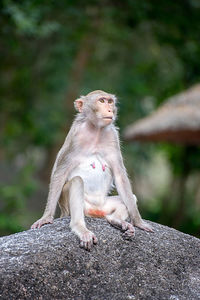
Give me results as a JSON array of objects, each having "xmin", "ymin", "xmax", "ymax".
[{"xmin": 0, "ymin": 218, "xmax": 200, "ymax": 300}]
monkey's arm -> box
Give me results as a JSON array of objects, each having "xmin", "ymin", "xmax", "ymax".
[
  {"xmin": 111, "ymin": 156, "xmax": 152, "ymax": 232},
  {"xmin": 108, "ymin": 131, "xmax": 153, "ymax": 231},
  {"xmin": 31, "ymin": 125, "xmax": 78, "ymax": 228},
  {"xmin": 112, "ymin": 155, "xmax": 142, "ymax": 224}
]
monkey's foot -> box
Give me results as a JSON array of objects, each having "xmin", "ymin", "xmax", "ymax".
[
  {"xmin": 31, "ymin": 216, "xmax": 54, "ymax": 229},
  {"xmin": 121, "ymin": 221, "xmax": 135, "ymax": 237},
  {"xmin": 79, "ymin": 230, "xmax": 98, "ymax": 251},
  {"xmin": 135, "ymin": 221, "xmax": 153, "ymax": 232}
]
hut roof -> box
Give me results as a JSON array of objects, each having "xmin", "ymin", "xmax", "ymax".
[{"xmin": 123, "ymin": 84, "xmax": 200, "ymax": 145}]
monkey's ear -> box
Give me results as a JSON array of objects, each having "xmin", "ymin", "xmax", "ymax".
[{"xmin": 74, "ymin": 98, "xmax": 84, "ymax": 112}]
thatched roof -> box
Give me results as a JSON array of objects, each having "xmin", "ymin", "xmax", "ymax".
[{"xmin": 124, "ymin": 84, "xmax": 200, "ymax": 145}]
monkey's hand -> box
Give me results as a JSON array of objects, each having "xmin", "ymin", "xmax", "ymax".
[
  {"xmin": 31, "ymin": 216, "xmax": 54, "ymax": 229},
  {"xmin": 134, "ymin": 220, "xmax": 154, "ymax": 233}
]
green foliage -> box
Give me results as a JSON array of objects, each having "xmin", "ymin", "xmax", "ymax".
[
  {"xmin": 0, "ymin": 0, "xmax": 200, "ymax": 236},
  {"xmin": 162, "ymin": 145, "xmax": 200, "ymax": 175},
  {"xmin": 0, "ymin": 163, "xmax": 37, "ymax": 235},
  {"xmin": 3, "ymin": 0, "xmax": 60, "ymax": 37}
]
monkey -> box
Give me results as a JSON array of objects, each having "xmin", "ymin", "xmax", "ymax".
[{"xmin": 31, "ymin": 90, "xmax": 153, "ymax": 250}]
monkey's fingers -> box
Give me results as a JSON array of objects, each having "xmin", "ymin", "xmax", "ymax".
[
  {"xmin": 31, "ymin": 222, "xmax": 41, "ymax": 229},
  {"xmin": 144, "ymin": 225, "xmax": 154, "ymax": 232},
  {"xmin": 31, "ymin": 217, "xmax": 53, "ymax": 230},
  {"xmin": 135, "ymin": 221, "xmax": 154, "ymax": 233}
]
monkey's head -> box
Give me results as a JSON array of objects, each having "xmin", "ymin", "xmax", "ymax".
[{"xmin": 74, "ymin": 90, "xmax": 117, "ymax": 128}]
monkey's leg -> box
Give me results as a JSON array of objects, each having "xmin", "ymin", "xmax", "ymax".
[
  {"xmin": 105, "ymin": 196, "xmax": 135, "ymax": 237},
  {"xmin": 105, "ymin": 195, "xmax": 153, "ymax": 235},
  {"xmin": 59, "ymin": 183, "xmax": 70, "ymax": 218},
  {"xmin": 67, "ymin": 176, "xmax": 98, "ymax": 250}
]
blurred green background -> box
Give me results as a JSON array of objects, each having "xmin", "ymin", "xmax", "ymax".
[{"xmin": 0, "ymin": 0, "xmax": 200, "ymax": 237}]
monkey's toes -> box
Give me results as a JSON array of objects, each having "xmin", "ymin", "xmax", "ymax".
[
  {"xmin": 79, "ymin": 232, "xmax": 98, "ymax": 251},
  {"xmin": 121, "ymin": 221, "xmax": 135, "ymax": 237}
]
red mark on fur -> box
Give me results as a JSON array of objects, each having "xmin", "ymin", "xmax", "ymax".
[
  {"xmin": 91, "ymin": 162, "xmax": 95, "ymax": 169},
  {"xmin": 87, "ymin": 209, "xmax": 105, "ymax": 218},
  {"xmin": 102, "ymin": 165, "xmax": 106, "ymax": 172}
]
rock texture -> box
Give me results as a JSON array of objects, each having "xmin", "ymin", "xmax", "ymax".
[{"xmin": 0, "ymin": 218, "xmax": 200, "ymax": 300}]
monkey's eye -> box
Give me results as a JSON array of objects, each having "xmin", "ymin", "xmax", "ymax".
[
  {"xmin": 99, "ymin": 98, "xmax": 105, "ymax": 103},
  {"xmin": 108, "ymin": 99, "xmax": 113, "ymax": 104}
]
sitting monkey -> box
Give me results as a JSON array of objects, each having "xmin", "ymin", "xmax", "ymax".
[{"xmin": 31, "ymin": 90, "xmax": 153, "ymax": 250}]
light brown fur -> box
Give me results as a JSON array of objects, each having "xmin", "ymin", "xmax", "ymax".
[{"xmin": 31, "ymin": 90, "xmax": 153, "ymax": 250}]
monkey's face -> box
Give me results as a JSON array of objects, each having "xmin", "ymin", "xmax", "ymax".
[
  {"xmin": 95, "ymin": 95, "xmax": 115, "ymax": 127},
  {"xmin": 74, "ymin": 90, "xmax": 117, "ymax": 128}
]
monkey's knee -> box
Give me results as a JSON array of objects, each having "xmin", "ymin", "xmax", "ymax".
[
  {"xmin": 116, "ymin": 203, "xmax": 129, "ymax": 220},
  {"xmin": 70, "ymin": 176, "xmax": 84, "ymax": 186},
  {"xmin": 108, "ymin": 202, "xmax": 128, "ymax": 221}
]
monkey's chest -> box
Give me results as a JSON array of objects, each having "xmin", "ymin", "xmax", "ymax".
[{"xmin": 68, "ymin": 155, "xmax": 113, "ymax": 196}]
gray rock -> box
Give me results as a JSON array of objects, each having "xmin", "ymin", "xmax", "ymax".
[{"xmin": 0, "ymin": 218, "xmax": 199, "ymax": 300}]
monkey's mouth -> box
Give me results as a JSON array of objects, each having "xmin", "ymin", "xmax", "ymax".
[{"xmin": 103, "ymin": 117, "xmax": 113, "ymax": 120}]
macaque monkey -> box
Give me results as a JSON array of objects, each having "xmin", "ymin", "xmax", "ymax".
[{"xmin": 31, "ymin": 90, "xmax": 153, "ymax": 250}]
